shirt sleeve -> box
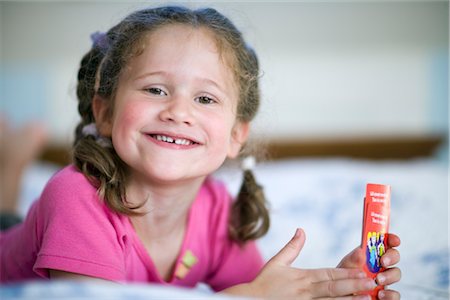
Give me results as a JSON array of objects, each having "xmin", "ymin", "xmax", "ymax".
[
  {"xmin": 33, "ymin": 167, "xmax": 127, "ymax": 281},
  {"xmin": 204, "ymin": 180, "xmax": 264, "ymax": 291}
]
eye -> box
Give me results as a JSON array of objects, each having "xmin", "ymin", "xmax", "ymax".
[
  {"xmin": 196, "ymin": 95, "xmax": 216, "ymax": 105},
  {"xmin": 146, "ymin": 87, "xmax": 167, "ymax": 96}
]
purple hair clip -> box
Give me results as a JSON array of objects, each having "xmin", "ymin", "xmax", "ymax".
[{"xmin": 90, "ymin": 31, "xmax": 108, "ymax": 50}]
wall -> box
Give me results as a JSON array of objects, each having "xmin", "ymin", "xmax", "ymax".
[{"xmin": 1, "ymin": 1, "xmax": 448, "ymax": 145}]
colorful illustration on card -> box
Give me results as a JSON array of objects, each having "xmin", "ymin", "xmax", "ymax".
[{"xmin": 365, "ymin": 231, "xmax": 386, "ymax": 273}]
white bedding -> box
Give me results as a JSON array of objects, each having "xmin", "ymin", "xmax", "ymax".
[{"xmin": 2, "ymin": 157, "xmax": 448, "ymax": 299}]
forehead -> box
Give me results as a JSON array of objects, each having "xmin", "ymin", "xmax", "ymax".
[
  {"xmin": 123, "ymin": 24, "xmax": 238, "ymax": 92},
  {"xmin": 144, "ymin": 24, "xmax": 221, "ymax": 65}
]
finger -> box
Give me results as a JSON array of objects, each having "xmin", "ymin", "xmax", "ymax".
[
  {"xmin": 386, "ymin": 233, "xmax": 401, "ymax": 248},
  {"xmin": 377, "ymin": 289, "xmax": 401, "ymax": 300},
  {"xmin": 380, "ymin": 248, "xmax": 400, "ymax": 267},
  {"xmin": 305, "ymin": 268, "xmax": 366, "ymax": 282},
  {"xmin": 312, "ymin": 278, "xmax": 377, "ymax": 298},
  {"xmin": 320, "ymin": 296, "xmax": 371, "ymax": 300},
  {"xmin": 269, "ymin": 228, "xmax": 305, "ymax": 266},
  {"xmin": 376, "ymin": 267, "xmax": 401, "ymax": 286},
  {"xmin": 337, "ymin": 247, "xmax": 365, "ymax": 268}
]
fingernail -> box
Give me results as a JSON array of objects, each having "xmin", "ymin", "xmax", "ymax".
[
  {"xmin": 293, "ymin": 228, "xmax": 301, "ymax": 239},
  {"xmin": 376, "ymin": 274, "xmax": 386, "ymax": 284},
  {"xmin": 379, "ymin": 290, "xmax": 386, "ymax": 299},
  {"xmin": 365, "ymin": 279, "xmax": 377, "ymax": 290},
  {"xmin": 382, "ymin": 256, "xmax": 391, "ymax": 266}
]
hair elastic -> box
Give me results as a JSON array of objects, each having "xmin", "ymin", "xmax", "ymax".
[
  {"xmin": 81, "ymin": 123, "xmax": 112, "ymax": 148},
  {"xmin": 241, "ymin": 156, "xmax": 256, "ymax": 171},
  {"xmin": 82, "ymin": 123, "xmax": 98, "ymax": 136}
]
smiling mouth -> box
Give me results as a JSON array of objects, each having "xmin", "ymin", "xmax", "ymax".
[{"xmin": 148, "ymin": 134, "xmax": 198, "ymax": 146}]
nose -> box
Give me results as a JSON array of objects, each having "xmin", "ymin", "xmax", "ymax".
[{"xmin": 159, "ymin": 95, "xmax": 194, "ymax": 126}]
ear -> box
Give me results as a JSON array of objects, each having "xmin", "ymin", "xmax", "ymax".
[
  {"xmin": 92, "ymin": 95, "xmax": 112, "ymax": 137},
  {"xmin": 227, "ymin": 121, "xmax": 250, "ymax": 159}
]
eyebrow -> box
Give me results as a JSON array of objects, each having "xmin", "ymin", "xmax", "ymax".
[{"xmin": 134, "ymin": 71, "xmax": 168, "ymax": 82}]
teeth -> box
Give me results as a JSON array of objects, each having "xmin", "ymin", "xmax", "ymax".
[
  {"xmin": 155, "ymin": 135, "xmax": 191, "ymax": 145},
  {"xmin": 175, "ymin": 138, "xmax": 190, "ymax": 145}
]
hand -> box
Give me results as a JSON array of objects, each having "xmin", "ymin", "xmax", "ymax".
[
  {"xmin": 248, "ymin": 228, "xmax": 377, "ymax": 299},
  {"xmin": 337, "ymin": 233, "xmax": 402, "ymax": 300}
]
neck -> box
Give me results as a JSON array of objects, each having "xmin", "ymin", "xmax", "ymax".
[{"xmin": 126, "ymin": 175, "xmax": 206, "ymax": 239}]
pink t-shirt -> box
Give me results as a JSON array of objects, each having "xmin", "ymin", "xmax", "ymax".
[{"xmin": 0, "ymin": 165, "xmax": 263, "ymax": 291}]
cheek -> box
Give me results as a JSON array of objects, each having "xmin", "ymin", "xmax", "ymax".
[
  {"xmin": 111, "ymin": 101, "xmax": 148, "ymax": 141},
  {"xmin": 114, "ymin": 100, "xmax": 148, "ymax": 127},
  {"xmin": 208, "ymin": 114, "xmax": 236, "ymax": 145}
]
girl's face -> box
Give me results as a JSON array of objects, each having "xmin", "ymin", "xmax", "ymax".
[{"xmin": 94, "ymin": 24, "xmax": 248, "ymax": 186}]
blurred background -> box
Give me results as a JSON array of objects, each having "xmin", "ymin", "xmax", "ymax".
[{"xmin": 1, "ymin": 0, "xmax": 448, "ymax": 162}]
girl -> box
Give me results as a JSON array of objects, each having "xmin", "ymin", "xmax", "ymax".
[{"xmin": 0, "ymin": 6, "xmax": 401, "ymax": 299}]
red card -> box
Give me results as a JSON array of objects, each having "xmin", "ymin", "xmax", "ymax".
[{"xmin": 360, "ymin": 183, "xmax": 391, "ymax": 299}]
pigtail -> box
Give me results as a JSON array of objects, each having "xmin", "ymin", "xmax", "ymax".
[
  {"xmin": 73, "ymin": 34, "xmax": 144, "ymax": 216},
  {"xmin": 229, "ymin": 157, "xmax": 270, "ymax": 243},
  {"xmin": 73, "ymin": 136, "xmax": 143, "ymax": 215},
  {"xmin": 74, "ymin": 45, "xmax": 104, "ymax": 143}
]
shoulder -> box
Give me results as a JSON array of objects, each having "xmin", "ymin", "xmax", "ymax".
[
  {"xmin": 199, "ymin": 176, "xmax": 232, "ymax": 215},
  {"xmin": 193, "ymin": 177, "xmax": 234, "ymax": 240},
  {"xmin": 37, "ymin": 165, "xmax": 100, "ymax": 215},
  {"xmin": 35, "ymin": 164, "xmax": 125, "ymax": 242},
  {"xmin": 43, "ymin": 165, "xmax": 95, "ymax": 193},
  {"xmin": 41, "ymin": 165, "xmax": 97, "ymax": 199}
]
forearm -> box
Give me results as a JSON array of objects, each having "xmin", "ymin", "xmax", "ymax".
[{"xmin": 219, "ymin": 283, "xmax": 258, "ymax": 298}]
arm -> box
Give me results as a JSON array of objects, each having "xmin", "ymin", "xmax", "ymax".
[
  {"xmin": 222, "ymin": 229, "xmax": 376, "ymax": 299},
  {"xmin": 337, "ymin": 233, "xmax": 402, "ymax": 300}
]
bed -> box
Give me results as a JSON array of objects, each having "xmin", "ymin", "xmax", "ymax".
[{"xmin": 1, "ymin": 137, "xmax": 448, "ymax": 299}]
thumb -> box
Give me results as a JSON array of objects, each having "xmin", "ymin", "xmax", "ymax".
[
  {"xmin": 337, "ymin": 246, "xmax": 365, "ymax": 268},
  {"xmin": 269, "ymin": 228, "xmax": 306, "ymax": 267}
]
